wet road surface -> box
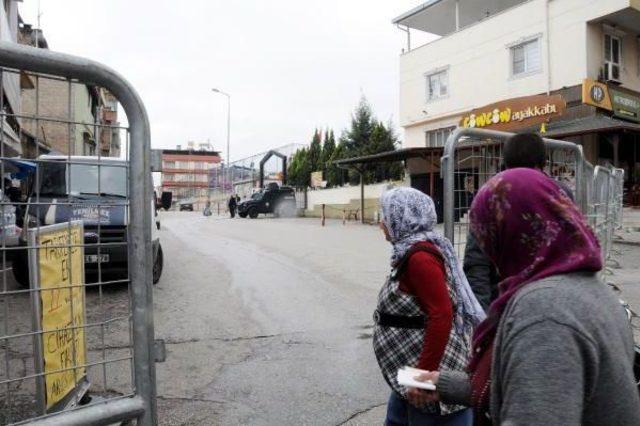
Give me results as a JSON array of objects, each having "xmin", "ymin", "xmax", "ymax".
[{"xmin": 153, "ymin": 212, "xmax": 391, "ymax": 425}]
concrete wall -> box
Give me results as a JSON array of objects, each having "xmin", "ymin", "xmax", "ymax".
[
  {"xmin": 305, "ymin": 181, "xmax": 401, "ymax": 221},
  {"xmin": 399, "ymin": 0, "xmax": 636, "ymax": 148}
]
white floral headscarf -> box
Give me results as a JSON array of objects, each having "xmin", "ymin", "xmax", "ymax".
[{"xmin": 380, "ymin": 187, "xmax": 486, "ymax": 332}]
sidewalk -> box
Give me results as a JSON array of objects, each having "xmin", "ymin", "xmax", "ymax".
[{"xmin": 343, "ymin": 231, "xmax": 640, "ymax": 425}]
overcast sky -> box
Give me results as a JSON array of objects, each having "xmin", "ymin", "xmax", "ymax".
[{"xmin": 19, "ymin": 1, "xmax": 435, "ymax": 162}]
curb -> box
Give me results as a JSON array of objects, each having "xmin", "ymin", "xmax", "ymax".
[{"xmin": 614, "ymin": 239, "xmax": 640, "ymax": 247}]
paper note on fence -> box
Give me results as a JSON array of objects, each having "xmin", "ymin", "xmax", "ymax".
[{"xmin": 36, "ymin": 222, "xmax": 87, "ymax": 409}]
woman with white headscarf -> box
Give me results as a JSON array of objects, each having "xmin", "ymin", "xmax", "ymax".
[{"xmin": 373, "ymin": 187, "xmax": 485, "ymax": 426}]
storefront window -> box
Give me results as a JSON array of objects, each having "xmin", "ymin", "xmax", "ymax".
[{"xmin": 425, "ymin": 127, "xmax": 455, "ymax": 148}]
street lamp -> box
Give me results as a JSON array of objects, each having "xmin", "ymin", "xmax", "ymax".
[{"xmin": 212, "ymin": 88, "xmax": 231, "ymax": 167}]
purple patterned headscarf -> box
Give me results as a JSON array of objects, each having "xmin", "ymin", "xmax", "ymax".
[{"xmin": 467, "ymin": 168, "xmax": 602, "ymax": 420}]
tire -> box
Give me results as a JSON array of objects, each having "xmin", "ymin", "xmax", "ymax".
[
  {"xmin": 12, "ymin": 250, "xmax": 30, "ymax": 288},
  {"xmin": 239, "ymin": 212, "xmax": 247, "ymax": 218},
  {"xmin": 153, "ymin": 245, "xmax": 163, "ymax": 285},
  {"xmin": 248, "ymin": 208, "xmax": 258, "ymax": 219}
]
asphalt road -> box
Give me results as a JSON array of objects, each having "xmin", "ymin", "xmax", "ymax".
[
  {"xmin": 153, "ymin": 212, "xmax": 393, "ymax": 425},
  {"xmin": 3, "ymin": 211, "xmax": 639, "ymax": 425}
]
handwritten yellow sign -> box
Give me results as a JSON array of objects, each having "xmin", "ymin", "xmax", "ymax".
[{"xmin": 36, "ymin": 222, "xmax": 86, "ymax": 409}]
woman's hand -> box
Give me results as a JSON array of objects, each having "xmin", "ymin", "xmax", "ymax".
[{"xmin": 406, "ymin": 371, "xmax": 440, "ymax": 407}]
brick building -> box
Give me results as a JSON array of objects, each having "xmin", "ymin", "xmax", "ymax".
[
  {"xmin": 161, "ymin": 145, "xmax": 221, "ymax": 210},
  {"xmin": 100, "ymin": 90, "xmax": 121, "ymax": 157},
  {"xmin": 1, "ymin": 0, "xmax": 23, "ymax": 157},
  {"xmin": 18, "ymin": 24, "xmax": 119, "ymax": 158}
]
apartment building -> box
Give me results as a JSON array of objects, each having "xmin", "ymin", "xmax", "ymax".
[
  {"xmin": 333, "ymin": 0, "xmax": 640, "ymax": 219},
  {"xmin": 1, "ymin": 0, "xmax": 23, "ymax": 156},
  {"xmin": 18, "ymin": 24, "xmax": 115, "ymax": 158},
  {"xmin": 161, "ymin": 144, "xmax": 221, "ymax": 210},
  {"xmin": 99, "ymin": 90, "xmax": 121, "ymax": 157},
  {"xmin": 391, "ymin": 0, "xmax": 640, "ymax": 190}
]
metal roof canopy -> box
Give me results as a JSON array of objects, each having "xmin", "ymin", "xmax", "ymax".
[
  {"xmin": 392, "ymin": 0, "xmax": 529, "ymax": 36},
  {"xmin": 333, "ymin": 147, "xmax": 443, "ymax": 168},
  {"xmin": 544, "ymin": 115, "xmax": 640, "ymax": 138}
]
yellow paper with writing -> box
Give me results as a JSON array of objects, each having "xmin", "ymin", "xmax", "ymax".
[{"xmin": 37, "ymin": 223, "xmax": 86, "ymax": 409}]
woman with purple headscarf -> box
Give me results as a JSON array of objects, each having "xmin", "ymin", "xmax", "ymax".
[{"xmin": 411, "ymin": 168, "xmax": 640, "ymax": 425}]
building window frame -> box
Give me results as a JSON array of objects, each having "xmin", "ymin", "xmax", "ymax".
[
  {"xmin": 82, "ymin": 132, "xmax": 96, "ymax": 156},
  {"xmin": 603, "ymin": 27, "xmax": 623, "ymax": 81},
  {"xmin": 425, "ymin": 126, "xmax": 455, "ymax": 148},
  {"xmin": 507, "ymin": 34, "xmax": 543, "ymax": 80},
  {"xmin": 424, "ymin": 66, "xmax": 450, "ymax": 103}
]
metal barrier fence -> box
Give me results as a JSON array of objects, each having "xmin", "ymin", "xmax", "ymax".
[
  {"xmin": 591, "ymin": 166, "xmax": 612, "ymax": 262},
  {"xmin": 0, "ymin": 42, "xmax": 157, "ymax": 425},
  {"xmin": 612, "ymin": 168, "xmax": 625, "ymax": 232},
  {"xmin": 441, "ymin": 128, "xmax": 628, "ymax": 269},
  {"xmin": 441, "ymin": 128, "xmax": 585, "ymax": 259}
]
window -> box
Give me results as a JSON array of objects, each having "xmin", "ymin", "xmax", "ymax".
[
  {"xmin": 82, "ymin": 132, "xmax": 96, "ymax": 156},
  {"xmin": 604, "ymin": 33, "xmax": 621, "ymax": 81},
  {"xmin": 510, "ymin": 38, "xmax": 541, "ymax": 77},
  {"xmin": 425, "ymin": 127, "xmax": 455, "ymax": 148},
  {"xmin": 426, "ymin": 70, "xmax": 448, "ymax": 101},
  {"xmin": 38, "ymin": 162, "xmax": 127, "ymax": 198}
]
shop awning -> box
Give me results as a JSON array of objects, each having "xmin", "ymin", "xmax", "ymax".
[
  {"xmin": 334, "ymin": 147, "xmax": 443, "ymax": 168},
  {"xmin": 3, "ymin": 158, "xmax": 37, "ymax": 179},
  {"xmin": 544, "ymin": 115, "xmax": 640, "ymax": 138}
]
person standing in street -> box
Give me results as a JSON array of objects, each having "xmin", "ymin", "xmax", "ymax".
[
  {"xmin": 3, "ymin": 178, "xmax": 21, "ymax": 204},
  {"xmin": 228, "ymin": 194, "xmax": 237, "ymax": 218},
  {"xmin": 463, "ymin": 132, "xmax": 573, "ymax": 311},
  {"xmin": 374, "ymin": 187, "xmax": 485, "ymax": 426},
  {"xmin": 411, "ymin": 168, "xmax": 640, "ymax": 425}
]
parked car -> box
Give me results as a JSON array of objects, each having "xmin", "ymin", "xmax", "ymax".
[
  {"xmin": 237, "ymin": 183, "xmax": 297, "ymax": 218},
  {"xmin": 179, "ymin": 200, "xmax": 194, "ymax": 211},
  {"xmin": 12, "ymin": 156, "xmax": 166, "ymax": 287}
]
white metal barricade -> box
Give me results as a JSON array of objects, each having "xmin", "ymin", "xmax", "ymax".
[
  {"xmin": 0, "ymin": 42, "xmax": 157, "ymax": 425},
  {"xmin": 441, "ymin": 128, "xmax": 585, "ymax": 259}
]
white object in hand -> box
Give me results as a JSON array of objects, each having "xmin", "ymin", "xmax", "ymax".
[{"xmin": 397, "ymin": 366, "xmax": 436, "ymax": 391}]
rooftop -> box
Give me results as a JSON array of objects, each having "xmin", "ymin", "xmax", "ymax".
[
  {"xmin": 393, "ymin": 0, "xmax": 529, "ymax": 36},
  {"xmin": 162, "ymin": 149, "xmax": 221, "ymax": 157}
]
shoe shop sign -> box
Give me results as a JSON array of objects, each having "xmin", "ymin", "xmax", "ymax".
[{"xmin": 460, "ymin": 94, "xmax": 566, "ymax": 131}]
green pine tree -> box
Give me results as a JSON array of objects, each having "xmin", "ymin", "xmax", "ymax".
[
  {"xmin": 327, "ymin": 137, "xmax": 346, "ymax": 188},
  {"xmin": 320, "ymin": 128, "xmax": 336, "ymax": 180},
  {"xmin": 339, "ymin": 97, "xmax": 403, "ymax": 185},
  {"xmin": 308, "ymin": 129, "xmax": 322, "ymax": 173},
  {"xmin": 342, "ymin": 96, "xmax": 375, "ymax": 159}
]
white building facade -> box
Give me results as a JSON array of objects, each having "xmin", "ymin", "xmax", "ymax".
[{"xmin": 396, "ymin": 0, "xmax": 640, "ymax": 171}]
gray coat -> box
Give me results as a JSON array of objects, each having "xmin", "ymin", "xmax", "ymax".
[{"xmin": 438, "ymin": 272, "xmax": 640, "ymax": 425}]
